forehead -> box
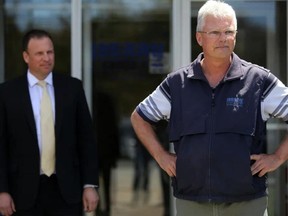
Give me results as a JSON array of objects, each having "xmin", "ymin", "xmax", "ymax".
[
  {"xmin": 203, "ymin": 15, "xmax": 236, "ymax": 30},
  {"xmin": 27, "ymin": 37, "xmax": 54, "ymax": 50}
]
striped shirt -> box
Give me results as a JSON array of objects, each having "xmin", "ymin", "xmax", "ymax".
[{"xmin": 137, "ymin": 55, "xmax": 288, "ymax": 124}]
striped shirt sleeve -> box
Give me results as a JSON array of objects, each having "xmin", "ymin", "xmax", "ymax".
[
  {"xmin": 261, "ymin": 73, "xmax": 288, "ymax": 122},
  {"xmin": 136, "ymin": 78, "xmax": 171, "ymax": 123}
]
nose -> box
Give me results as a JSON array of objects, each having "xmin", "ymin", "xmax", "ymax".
[
  {"xmin": 218, "ymin": 32, "xmax": 229, "ymax": 42},
  {"xmin": 42, "ymin": 53, "xmax": 50, "ymax": 61},
  {"xmin": 219, "ymin": 32, "xmax": 228, "ymax": 39}
]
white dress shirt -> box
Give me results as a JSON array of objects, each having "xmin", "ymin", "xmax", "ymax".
[{"xmin": 27, "ymin": 71, "xmax": 55, "ymax": 173}]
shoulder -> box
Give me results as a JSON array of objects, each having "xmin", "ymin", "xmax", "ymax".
[
  {"xmin": 0, "ymin": 74, "xmax": 27, "ymax": 91},
  {"xmin": 233, "ymin": 57, "xmax": 273, "ymax": 88},
  {"xmin": 237, "ymin": 58, "xmax": 281, "ymax": 94},
  {"xmin": 1, "ymin": 74, "xmax": 26, "ymax": 84},
  {"xmin": 168, "ymin": 53, "xmax": 202, "ymax": 81},
  {"xmin": 230, "ymin": 53, "xmax": 269, "ymax": 78},
  {"xmin": 240, "ymin": 59, "xmax": 270, "ymax": 75},
  {"xmin": 166, "ymin": 64, "xmax": 192, "ymax": 83},
  {"xmin": 53, "ymin": 73, "xmax": 83, "ymax": 86},
  {"xmin": 53, "ymin": 72, "xmax": 81, "ymax": 82}
]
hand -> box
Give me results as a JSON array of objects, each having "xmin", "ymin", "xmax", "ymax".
[
  {"xmin": 250, "ymin": 154, "xmax": 283, "ymax": 177},
  {"xmin": 0, "ymin": 193, "xmax": 16, "ymax": 216},
  {"xmin": 82, "ymin": 187, "xmax": 99, "ymax": 212},
  {"xmin": 156, "ymin": 152, "xmax": 177, "ymax": 177}
]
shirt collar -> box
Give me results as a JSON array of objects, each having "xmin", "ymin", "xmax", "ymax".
[
  {"xmin": 187, "ymin": 52, "xmax": 244, "ymax": 81},
  {"xmin": 27, "ymin": 71, "xmax": 53, "ymax": 87}
]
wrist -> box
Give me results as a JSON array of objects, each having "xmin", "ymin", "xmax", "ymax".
[{"xmin": 83, "ymin": 184, "xmax": 98, "ymax": 189}]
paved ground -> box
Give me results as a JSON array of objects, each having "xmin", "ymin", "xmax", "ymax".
[{"xmin": 102, "ymin": 159, "xmax": 165, "ymax": 216}]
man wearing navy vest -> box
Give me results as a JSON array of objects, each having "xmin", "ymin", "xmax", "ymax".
[{"xmin": 131, "ymin": 1, "xmax": 288, "ymax": 216}]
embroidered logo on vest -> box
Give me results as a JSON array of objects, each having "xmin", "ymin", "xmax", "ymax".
[{"xmin": 226, "ymin": 97, "xmax": 244, "ymax": 111}]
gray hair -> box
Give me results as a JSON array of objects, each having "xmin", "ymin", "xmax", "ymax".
[{"xmin": 196, "ymin": 0, "xmax": 237, "ymax": 31}]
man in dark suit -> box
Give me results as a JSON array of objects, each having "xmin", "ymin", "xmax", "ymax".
[{"xmin": 0, "ymin": 29, "xmax": 99, "ymax": 216}]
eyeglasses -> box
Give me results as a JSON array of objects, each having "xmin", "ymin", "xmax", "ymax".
[{"xmin": 198, "ymin": 30, "xmax": 237, "ymax": 39}]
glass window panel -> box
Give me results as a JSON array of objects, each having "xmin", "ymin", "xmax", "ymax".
[
  {"xmin": 83, "ymin": 0, "xmax": 171, "ymax": 117},
  {"xmin": 4, "ymin": 1, "xmax": 71, "ymax": 80},
  {"xmin": 5, "ymin": 0, "xmax": 70, "ymax": 3},
  {"xmin": 82, "ymin": 1, "xmax": 172, "ymax": 214}
]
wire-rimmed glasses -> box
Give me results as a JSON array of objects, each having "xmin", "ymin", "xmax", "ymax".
[{"xmin": 198, "ymin": 30, "xmax": 238, "ymax": 39}]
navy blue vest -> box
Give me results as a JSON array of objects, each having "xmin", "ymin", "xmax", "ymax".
[{"xmin": 168, "ymin": 53, "xmax": 273, "ymax": 202}]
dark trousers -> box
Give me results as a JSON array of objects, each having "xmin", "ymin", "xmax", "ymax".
[
  {"xmin": 14, "ymin": 175, "xmax": 82, "ymax": 216},
  {"xmin": 97, "ymin": 164, "xmax": 112, "ymax": 215}
]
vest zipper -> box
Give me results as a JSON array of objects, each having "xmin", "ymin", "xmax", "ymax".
[
  {"xmin": 209, "ymin": 88, "xmax": 216, "ymax": 202},
  {"xmin": 211, "ymin": 89, "xmax": 216, "ymax": 107}
]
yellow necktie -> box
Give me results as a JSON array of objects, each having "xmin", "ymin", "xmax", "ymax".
[{"xmin": 38, "ymin": 80, "xmax": 55, "ymax": 176}]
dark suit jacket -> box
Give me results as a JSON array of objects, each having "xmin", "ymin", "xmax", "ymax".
[{"xmin": 0, "ymin": 73, "xmax": 99, "ymax": 210}]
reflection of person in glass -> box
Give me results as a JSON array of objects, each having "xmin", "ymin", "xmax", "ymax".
[
  {"xmin": 132, "ymin": 134, "xmax": 151, "ymax": 204},
  {"xmin": 0, "ymin": 29, "xmax": 99, "ymax": 216},
  {"xmin": 154, "ymin": 120, "xmax": 170, "ymax": 216},
  {"xmin": 131, "ymin": 1, "xmax": 288, "ymax": 215},
  {"xmin": 94, "ymin": 91, "xmax": 120, "ymax": 216}
]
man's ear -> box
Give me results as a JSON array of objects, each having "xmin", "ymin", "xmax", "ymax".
[
  {"xmin": 196, "ymin": 32, "xmax": 202, "ymax": 46},
  {"xmin": 23, "ymin": 51, "xmax": 29, "ymax": 64}
]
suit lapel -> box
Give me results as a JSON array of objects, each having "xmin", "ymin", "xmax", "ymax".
[
  {"xmin": 20, "ymin": 76, "xmax": 38, "ymax": 139},
  {"xmin": 53, "ymin": 74, "xmax": 64, "ymax": 137}
]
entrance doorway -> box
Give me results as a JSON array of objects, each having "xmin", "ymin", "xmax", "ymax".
[{"xmin": 88, "ymin": 1, "xmax": 172, "ymax": 216}]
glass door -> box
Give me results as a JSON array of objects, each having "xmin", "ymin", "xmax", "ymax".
[
  {"xmin": 82, "ymin": 1, "xmax": 172, "ymax": 215},
  {"xmin": 172, "ymin": 1, "xmax": 287, "ymax": 215}
]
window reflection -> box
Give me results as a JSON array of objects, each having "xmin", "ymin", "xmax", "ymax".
[
  {"xmin": 5, "ymin": 0, "xmax": 70, "ymax": 3},
  {"xmin": 4, "ymin": 1, "xmax": 71, "ymax": 79},
  {"xmin": 85, "ymin": 1, "xmax": 171, "ymax": 215}
]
